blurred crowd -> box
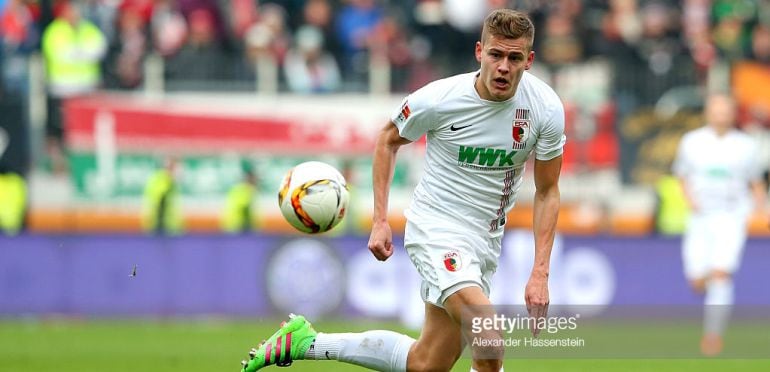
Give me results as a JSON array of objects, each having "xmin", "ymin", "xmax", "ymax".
[
  {"xmin": 1, "ymin": 0, "xmax": 770, "ymax": 174},
  {"xmin": 0, "ymin": 1, "xmax": 767, "ymax": 93}
]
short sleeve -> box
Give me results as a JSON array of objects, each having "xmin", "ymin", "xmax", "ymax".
[
  {"xmin": 534, "ymin": 102, "xmax": 567, "ymax": 161},
  {"xmin": 745, "ymin": 139, "xmax": 763, "ymax": 182},
  {"xmin": 671, "ymin": 134, "xmax": 691, "ymax": 177},
  {"xmin": 390, "ymin": 87, "xmax": 437, "ymax": 141}
]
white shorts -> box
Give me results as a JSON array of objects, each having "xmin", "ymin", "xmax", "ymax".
[
  {"xmin": 682, "ymin": 211, "xmax": 749, "ymax": 280},
  {"xmin": 404, "ymin": 216, "xmax": 502, "ymax": 308}
]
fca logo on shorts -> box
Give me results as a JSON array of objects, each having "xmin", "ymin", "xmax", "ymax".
[{"xmin": 443, "ymin": 251, "xmax": 462, "ymax": 272}]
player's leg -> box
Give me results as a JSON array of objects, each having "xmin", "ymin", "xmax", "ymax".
[
  {"xmin": 404, "ymin": 283, "xmax": 505, "ymax": 372},
  {"xmin": 240, "ymin": 314, "xmax": 416, "ymax": 371},
  {"xmin": 405, "ymin": 301, "xmax": 466, "ymax": 371},
  {"xmin": 690, "ymin": 277, "xmax": 707, "ymax": 294},
  {"xmin": 682, "ymin": 213, "xmax": 710, "ymax": 294},
  {"xmin": 701, "ymin": 269, "xmax": 732, "ymax": 356},
  {"xmin": 399, "ymin": 217, "xmax": 488, "ymax": 370},
  {"xmin": 444, "ymin": 286, "xmax": 504, "ymax": 372},
  {"xmin": 685, "ymin": 212, "xmax": 719, "ymax": 354},
  {"xmin": 239, "ymin": 303, "xmax": 467, "ymax": 372},
  {"xmin": 700, "ymin": 212, "xmax": 748, "ymax": 356}
]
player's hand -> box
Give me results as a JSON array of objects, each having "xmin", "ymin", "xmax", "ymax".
[
  {"xmin": 368, "ymin": 220, "xmax": 394, "ymax": 261},
  {"xmin": 685, "ymin": 196, "xmax": 700, "ymax": 213},
  {"xmin": 525, "ymin": 271, "xmax": 549, "ymax": 338}
]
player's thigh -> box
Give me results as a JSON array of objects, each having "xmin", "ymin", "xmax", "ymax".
[
  {"xmin": 443, "ymin": 285, "xmax": 494, "ymax": 322},
  {"xmin": 682, "ymin": 213, "xmax": 712, "ymax": 280},
  {"xmin": 710, "ymin": 213, "xmax": 749, "ymax": 274},
  {"xmin": 444, "ymin": 286, "xmax": 504, "ymax": 361},
  {"xmin": 408, "ymin": 302, "xmax": 464, "ymax": 372}
]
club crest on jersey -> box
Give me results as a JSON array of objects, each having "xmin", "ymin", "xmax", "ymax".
[
  {"xmin": 396, "ymin": 100, "xmax": 411, "ymax": 124},
  {"xmin": 443, "ymin": 251, "xmax": 462, "ymax": 272},
  {"xmin": 512, "ymin": 108, "xmax": 530, "ymax": 150}
]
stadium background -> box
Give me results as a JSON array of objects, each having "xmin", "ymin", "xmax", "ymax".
[{"xmin": 1, "ymin": 0, "xmax": 769, "ymax": 371}]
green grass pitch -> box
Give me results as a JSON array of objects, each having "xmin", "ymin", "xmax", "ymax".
[{"xmin": 1, "ymin": 318, "xmax": 768, "ymax": 371}]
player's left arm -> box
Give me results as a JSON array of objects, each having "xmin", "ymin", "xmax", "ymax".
[
  {"xmin": 525, "ymin": 98, "xmax": 565, "ymax": 335},
  {"xmin": 749, "ymin": 179, "xmax": 770, "ymax": 228},
  {"xmin": 746, "ymin": 140, "xmax": 769, "ymax": 228},
  {"xmin": 526, "ymin": 155, "xmax": 562, "ymax": 308}
]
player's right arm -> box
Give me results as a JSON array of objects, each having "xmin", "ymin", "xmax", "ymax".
[
  {"xmin": 678, "ymin": 177, "xmax": 699, "ymax": 213},
  {"xmin": 672, "ymin": 134, "xmax": 699, "ymax": 212},
  {"xmin": 370, "ymin": 87, "xmax": 435, "ymax": 261},
  {"xmin": 368, "ymin": 122, "xmax": 412, "ymax": 261},
  {"xmin": 749, "ymin": 179, "xmax": 770, "ymax": 229}
]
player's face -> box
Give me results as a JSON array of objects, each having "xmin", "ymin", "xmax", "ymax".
[
  {"xmin": 475, "ymin": 34, "xmax": 534, "ymax": 102},
  {"xmin": 705, "ymin": 95, "xmax": 736, "ymax": 132}
]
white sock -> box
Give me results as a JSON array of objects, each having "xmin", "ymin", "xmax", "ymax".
[
  {"xmin": 704, "ymin": 278, "xmax": 733, "ymax": 335},
  {"xmin": 305, "ymin": 331, "xmax": 415, "ymax": 372}
]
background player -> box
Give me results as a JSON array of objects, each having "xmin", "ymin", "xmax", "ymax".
[
  {"xmin": 673, "ymin": 93, "xmax": 769, "ymax": 356},
  {"xmin": 240, "ymin": 8, "xmax": 565, "ymax": 372}
]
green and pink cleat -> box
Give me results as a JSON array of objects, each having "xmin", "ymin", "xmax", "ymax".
[{"xmin": 240, "ymin": 314, "xmax": 318, "ymax": 371}]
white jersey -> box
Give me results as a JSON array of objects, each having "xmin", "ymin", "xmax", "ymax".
[
  {"xmin": 672, "ymin": 126, "xmax": 762, "ymax": 214},
  {"xmin": 391, "ymin": 71, "xmax": 566, "ymax": 237}
]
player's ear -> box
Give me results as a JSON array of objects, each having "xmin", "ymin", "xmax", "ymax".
[
  {"xmin": 525, "ymin": 50, "xmax": 535, "ymax": 70},
  {"xmin": 475, "ymin": 41, "xmax": 482, "ymax": 63}
]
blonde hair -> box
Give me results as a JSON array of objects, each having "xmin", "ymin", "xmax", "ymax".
[{"xmin": 481, "ymin": 9, "xmax": 535, "ymax": 49}]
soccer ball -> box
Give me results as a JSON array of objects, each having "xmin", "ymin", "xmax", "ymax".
[{"xmin": 278, "ymin": 161, "xmax": 350, "ymax": 234}]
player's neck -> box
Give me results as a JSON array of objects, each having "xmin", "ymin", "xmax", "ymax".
[
  {"xmin": 474, "ymin": 76, "xmax": 492, "ymax": 101},
  {"xmin": 709, "ymin": 124, "xmax": 731, "ymax": 137}
]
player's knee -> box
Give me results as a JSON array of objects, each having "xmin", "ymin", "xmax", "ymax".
[
  {"xmin": 690, "ymin": 278, "xmax": 706, "ymax": 293},
  {"xmin": 472, "ymin": 358, "xmax": 504, "ymax": 372},
  {"xmin": 453, "ymin": 304, "xmax": 504, "ymax": 361},
  {"xmin": 710, "ymin": 270, "xmax": 731, "ymax": 281},
  {"xmin": 468, "ymin": 333, "xmax": 505, "ymax": 361}
]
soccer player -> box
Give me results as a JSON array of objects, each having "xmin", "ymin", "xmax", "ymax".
[
  {"xmin": 240, "ymin": 9, "xmax": 565, "ymax": 371},
  {"xmin": 672, "ymin": 93, "xmax": 769, "ymax": 356}
]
